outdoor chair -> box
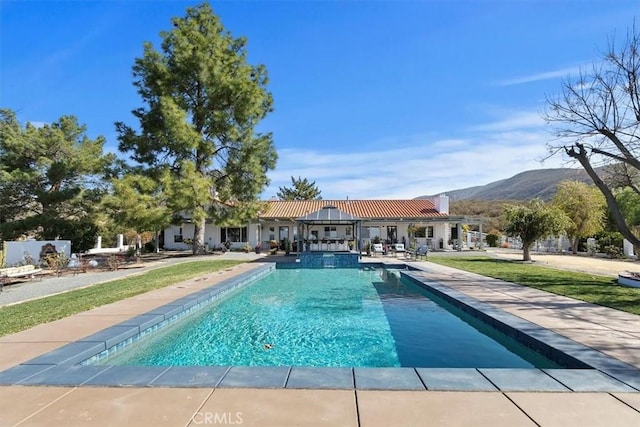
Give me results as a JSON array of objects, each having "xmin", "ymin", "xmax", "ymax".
[
  {"xmin": 393, "ymin": 243, "xmax": 406, "ymax": 257},
  {"xmin": 415, "ymin": 245, "xmax": 428, "ymax": 260},
  {"xmin": 373, "ymin": 243, "xmax": 384, "ymax": 257},
  {"xmin": 406, "ymin": 245, "xmax": 428, "ymax": 261}
]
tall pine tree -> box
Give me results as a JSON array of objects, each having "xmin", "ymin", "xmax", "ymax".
[
  {"xmin": 0, "ymin": 109, "xmax": 113, "ymax": 252},
  {"xmin": 116, "ymin": 3, "xmax": 277, "ymax": 253},
  {"xmin": 277, "ymin": 176, "xmax": 322, "ymax": 200}
]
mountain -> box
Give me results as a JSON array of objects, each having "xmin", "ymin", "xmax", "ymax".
[{"xmin": 418, "ymin": 168, "xmax": 597, "ymax": 201}]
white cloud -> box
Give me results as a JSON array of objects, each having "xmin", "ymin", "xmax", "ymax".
[
  {"xmin": 467, "ymin": 111, "xmax": 545, "ymax": 132},
  {"xmin": 263, "ymin": 118, "xmax": 571, "ymax": 200},
  {"xmin": 495, "ymin": 66, "xmax": 583, "ymax": 86}
]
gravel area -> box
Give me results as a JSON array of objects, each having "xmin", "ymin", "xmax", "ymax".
[
  {"xmin": 0, "ymin": 269, "xmax": 146, "ymax": 306},
  {"xmin": 484, "ymin": 248, "xmax": 640, "ymax": 277},
  {"xmin": 0, "ymin": 252, "xmax": 264, "ymax": 306}
]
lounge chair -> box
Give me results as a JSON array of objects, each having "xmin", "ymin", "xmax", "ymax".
[{"xmin": 393, "ymin": 243, "xmax": 405, "ymax": 257}]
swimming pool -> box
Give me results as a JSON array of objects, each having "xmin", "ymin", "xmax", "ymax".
[
  {"xmin": 85, "ymin": 267, "xmax": 560, "ymax": 368},
  {"xmin": 3, "ymin": 262, "xmax": 639, "ymax": 391}
]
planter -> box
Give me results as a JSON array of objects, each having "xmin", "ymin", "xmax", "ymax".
[{"xmin": 618, "ymin": 272, "xmax": 640, "ymax": 288}]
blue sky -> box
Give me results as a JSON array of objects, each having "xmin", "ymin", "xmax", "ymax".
[{"xmin": 2, "ymin": 0, "xmax": 638, "ymax": 199}]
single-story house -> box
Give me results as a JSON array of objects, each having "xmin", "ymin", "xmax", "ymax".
[{"xmin": 163, "ymin": 195, "xmax": 484, "ymax": 252}]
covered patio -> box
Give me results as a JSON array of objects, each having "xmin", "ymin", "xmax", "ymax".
[{"xmin": 295, "ymin": 205, "xmax": 363, "ymax": 253}]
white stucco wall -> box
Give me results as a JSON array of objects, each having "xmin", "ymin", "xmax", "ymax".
[
  {"xmin": 163, "ymin": 219, "xmax": 458, "ymax": 251},
  {"xmin": 163, "ymin": 223, "xmax": 262, "ymax": 251},
  {"xmin": 163, "ymin": 224, "xmax": 195, "ymax": 250},
  {"xmin": 2, "ymin": 240, "xmax": 72, "ymax": 266}
]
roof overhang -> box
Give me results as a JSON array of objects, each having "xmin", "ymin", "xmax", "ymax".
[{"xmin": 296, "ymin": 205, "xmax": 362, "ymax": 224}]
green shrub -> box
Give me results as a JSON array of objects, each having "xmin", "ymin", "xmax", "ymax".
[
  {"xmin": 486, "ymin": 230, "xmax": 502, "ymax": 247},
  {"xmin": 594, "ymin": 231, "xmax": 623, "ymax": 254}
]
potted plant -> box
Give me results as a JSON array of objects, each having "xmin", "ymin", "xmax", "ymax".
[{"xmin": 284, "ymin": 238, "xmax": 291, "ymax": 255}]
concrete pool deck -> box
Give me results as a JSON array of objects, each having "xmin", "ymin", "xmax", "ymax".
[{"xmin": 1, "ymin": 259, "xmax": 640, "ymax": 425}]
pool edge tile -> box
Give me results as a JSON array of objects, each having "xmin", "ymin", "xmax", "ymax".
[
  {"xmin": 542, "ymin": 369, "xmax": 637, "ymax": 392},
  {"xmin": 286, "ymin": 367, "xmax": 354, "ymax": 389},
  {"xmin": 217, "ymin": 366, "xmax": 290, "ymax": 389},
  {"xmin": 354, "ymin": 368, "xmax": 425, "ymax": 391},
  {"xmin": 150, "ymin": 366, "xmax": 230, "ymax": 387},
  {"xmin": 479, "ymin": 368, "xmax": 571, "ymax": 392},
  {"xmin": 416, "ymin": 368, "xmax": 498, "ymax": 391}
]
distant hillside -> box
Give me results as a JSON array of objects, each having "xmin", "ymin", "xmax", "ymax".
[{"xmin": 418, "ymin": 168, "xmax": 597, "ymax": 201}]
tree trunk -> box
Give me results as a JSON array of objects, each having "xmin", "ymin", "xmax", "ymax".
[
  {"xmin": 135, "ymin": 233, "xmax": 142, "ymax": 263},
  {"xmin": 522, "ymin": 245, "xmax": 532, "ymax": 262},
  {"xmin": 193, "ymin": 218, "xmax": 206, "ymax": 255},
  {"xmin": 572, "ymin": 237, "xmax": 579, "ymax": 255},
  {"xmin": 192, "ymin": 150, "xmax": 207, "ymax": 256},
  {"xmin": 566, "ymin": 144, "xmax": 640, "ymax": 252}
]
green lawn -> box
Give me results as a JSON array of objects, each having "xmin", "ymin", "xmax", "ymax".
[
  {"xmin": 0, "ymin": 260, "xmax": 244, "ymax": 337},
  {"xmin": 428, "ymin": 256, "xmax": 640, "ymax": 316}
]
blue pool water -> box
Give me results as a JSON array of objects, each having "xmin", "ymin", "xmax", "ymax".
[{"xmin": 91, "ymin": 268, "xmax": 560, "ymax": 368}]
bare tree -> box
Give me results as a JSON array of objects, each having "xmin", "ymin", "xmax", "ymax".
[
  {"xmin": 606, "ymin": 162, "xmax": 640, "ymax": 196},
  {"xmin": 544, "ymin": 23, "xmax": 640, "ymax": 254}
]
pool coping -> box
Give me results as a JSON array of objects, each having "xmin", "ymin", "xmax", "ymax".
[{"xmin": 0, "ymin": 262, "xmax": 639, "ymax": 392}]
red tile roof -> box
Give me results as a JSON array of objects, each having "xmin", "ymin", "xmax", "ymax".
[{"xmin": 259, "ymin": 200, "xmax": 447, "ymax": 220}]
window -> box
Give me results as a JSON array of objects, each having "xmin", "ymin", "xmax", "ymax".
[
  {"xmin": 221, "ymin": 227, "xmax": 248, "ymax": 243},
  {"xmin": 345, "ymin": 226, "xmax": 352, "ymax": 236},
  {"xmin": 279, "ymin": 226, "xmax": 289, "ymax": 242},
  {"xmin": 363, "ymin": 226, "xmax": 380, "ymax": 239},
  {"xmin": 324, "ymin": 226, "xmax": 337, "ymax": 238},
  {"xmin": 427, "ymin": 226, "xmax": 434, "ymax": 238},
  {"xmin": 174, "ymin": 227, "xmax": 183, "ymax": 243},
  {"xmin": 310, "ymin": 230, "xmax": 319, "ymax": 241},
  {"xmin": 414, "ymin": 226, "xmax": 434, "ymax": 238},
  {"xmin": 268, "ymin": 227, "xmax": 275, "ymax": 241}
]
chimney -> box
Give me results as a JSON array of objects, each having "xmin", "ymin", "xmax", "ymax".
[{"xmin": 433, "ymin": 194, "xmax": 449, "ymax": 214}]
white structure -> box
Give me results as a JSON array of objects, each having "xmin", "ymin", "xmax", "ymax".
[
  {"xmin": 163, "ymin": 196, "xmax": 483, "ymax": 252},
  {"xmin": 623, "ymin": 239, "xmax": 637, "ymax": 258},
  {"xmin": 1, "ymin": 240, "xmax": 71, "ymax": 266},
  {"xmin": 87, "ymin": 234, "xmax": 127, "ymax": 254}
]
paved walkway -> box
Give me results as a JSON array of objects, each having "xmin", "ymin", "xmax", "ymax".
[
  {"xmin": 1, "ymin": 255, "xmax": 639, "ymax": 425},
  {"xmin": 0, "ymin": 252, "xmax": 264, "ymax": 306}
]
